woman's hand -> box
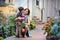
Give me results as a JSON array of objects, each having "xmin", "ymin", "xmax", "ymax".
[{"xmin": 25, "ymin": 23, "xmax": 29, "ymax": 26}]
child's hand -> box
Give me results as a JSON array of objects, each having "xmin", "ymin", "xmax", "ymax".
[
  {"xmin": 15, "ymin": 18, "xmax": 17, "ymax": 20},
  {"xmin": 18, "ymin": 17, "xmax": 21, "ymax": 19},
  {"xmin": 21, "ymin": 17, "xmax": 25, "ymax": 20}
]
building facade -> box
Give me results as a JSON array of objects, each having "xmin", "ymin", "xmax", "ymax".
[
  {"xmin": 0, "ymin": 0, "xmax": 15, "ymax": 17},
  {"xmin": 28, "ymin": 0, "xmax": 60, "ymax": 22}
]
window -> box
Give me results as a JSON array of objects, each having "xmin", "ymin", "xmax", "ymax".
[
  {"xmin": 9, "ymin": 0, "xmax": 10, "ymax": 2},
  {"xmin": 59, "ymin": 10, "xmax": 60, "ymax": 16},
  {"xmin": 9, "ymin": 0, "xmax": 11, "ymax": 3},
  {"xmin": 0, "ymin": 0, "xmax": 2, "ymax": 2},
  {"xmin": 0, "ymin": 0, "xmax": 2, "ymax": 3},
  {"xmin": 2, "ymin": 0, "xmax": 5, "ymax": 2},
  {"xmin": 9, "ymin": 0, "xmax": 13, "ymax": 4},
  {"xmin": 36, "ymin": 0, "xmax": 39, "ymax": 6}
]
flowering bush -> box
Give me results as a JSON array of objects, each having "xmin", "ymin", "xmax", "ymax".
[
  {"xmin": 43, "ymin": 17, "xmax": 60, "ymax": 40},
  {"xmin": 43, "ymin": 18, "xmax": 54, "ymax": 36}
]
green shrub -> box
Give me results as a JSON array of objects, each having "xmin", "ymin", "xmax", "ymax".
[
  {"xmin": 43, "ymin": 18, "xmax": 54, "ymax": 36},
  {"xmin": 4, "ymin": 25, "xmax": 10, "ymax": 37},
  {"xmin": 12, "ymin": 30, "xmax": 16, "ymax": 35},
  {"xmin": 0, "ymin": 37, "xmax": 4, "ymax": 40},
  {"xmin": 8, "ymin": 15, "xmax": 16, "ymax": 36},
  {"xmin": 9, "ymin": 15, "xmax": 16, "ymax": 26},
  {"xmin": 30, "ymin": 20, "xmax": 36, "ymax": 30}
]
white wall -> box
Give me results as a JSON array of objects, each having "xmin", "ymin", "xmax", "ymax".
[
  {"xmin": 28, "ymin": 0, "xmax": 41, "ymax": 20},
  {"xmin": 15, "ymin": 0, "xmax": 28, "ymax": 9},
  {"xmin": 32, "ymin": 0, "xmax": 41, "ymax": 20},
  {"xmin": 43, "ymin": 0, "xmax": 60, "ymax": 22},
  {"xmin": 28, "ymin": 0, "xmax": 60, "ymax": 22},
  {"xmin": 58, "ymin": 0, "xmax": 60, "ymax": 9},
  {"xmin": 28, "ymin": 0, "xmax": 33, "ymax": 20}
]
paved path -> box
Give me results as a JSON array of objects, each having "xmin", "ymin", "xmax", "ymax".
[{"xmin": 4, "ymin": 24, "xmax": 46, "ymax": 40}]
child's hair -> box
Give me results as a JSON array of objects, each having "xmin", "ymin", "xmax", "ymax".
[
  {"xmin": 18, "ymin": 7, "xmax": 24, "ymax": 12},
  {"xmin": 24, "ymin": 8, "xmax": 30, "ymax": 15},
  {"xmin": 16, "ymin": 7, "xmax": 24, "ymax": 17}
]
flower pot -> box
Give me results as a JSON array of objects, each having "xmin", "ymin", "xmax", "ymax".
[{"xmin": 46, "ymin": 35, "xmax": 59, "ymax": 40}]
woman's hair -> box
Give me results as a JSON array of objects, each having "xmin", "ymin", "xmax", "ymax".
[
  {"xmin": 24, "ymin": 8, "xmax": 30, "ymax": 15},
  {"xmin": 18, "ymin": 7, "xmax": 24, "ymax": 12}
]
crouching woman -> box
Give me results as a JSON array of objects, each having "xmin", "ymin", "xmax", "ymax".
[{"xmin": 22, "ymin": 8, "xmax": 31, "ymax": 37}]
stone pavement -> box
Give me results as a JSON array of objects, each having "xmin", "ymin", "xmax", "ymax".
[{"xmin": 4, "ymin": 24, "xmax": 46, "ymax": 40}]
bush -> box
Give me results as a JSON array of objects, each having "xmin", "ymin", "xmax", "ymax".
[
  {"xmin": 8, "ymin": 15, "xmax": 16, "ymax": 36},
  {"xmin": 0, "ymin": 37, "xmax": 4, "ymax": 40},
  {"xmin": 30, "ymin": 20, "xmax": 36, "ymax": 30},
  {"xmin": 43, "ymin": 17, "xmax": 60, "ymax": 39},
  {"xmin": 43, "ymin": 18, "xmax": 54, "ymax": 36},
  {"xmin": 9, "ymin": 15, "xmax": 16, "ymax": 26},
  {"xmin": 4, "ymin": 25, "xmax": 16, "ymax": 37}
]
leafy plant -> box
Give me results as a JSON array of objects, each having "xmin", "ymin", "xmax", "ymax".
[
  {"xmin": 58, "ymin": 17, "xmax": 60, "ymax": 26},
  {"xmin": 0, "ymin": 37, "xmax": 4, "ymax": 40},
  {"xmin": 43, "ymin": 23, "xmax": 50, "ymax": 35},
  {"xmin": 8, "ymin": 15, "xmax": 16, "ymax": 26},
  {"xmin": 43, "ymin": 17, "xmax": 60, "ymax": 36},
  {"xmin": 12, "ymin": 30, "xmax": 16, "ymax": 35},
  {"xmin": 50, "ymin": 17, "xmax": 60, "ymax": 38},
  {"xmin": 4, "ymin": 25, "xmax": 10, "ymax": 37},
  {"xmin": 0, "ymin": 11, "xmax": 6, "ymax": 26},
  {"xmin": 30, "ymin": 20, "xmax": 36, "ymax": 30},
  {"xmin": 43, "ymin": 18, "xmax": 54, "ymax": 36},
  {"xmin": 8, "ymin": 15, "xmax": 16, "ymax": 36}
]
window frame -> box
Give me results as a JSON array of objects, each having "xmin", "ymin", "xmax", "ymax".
[
  {"xmin": 2, "ymin": 0, "xmax": 5, "ymax": 2},
  {"xmin": 59, "ymin": 10, "xmax": 60, "ymax": 16},
  {"xmin": 36, "ymin": 0, "xmax": 39, "ymax": 6}
]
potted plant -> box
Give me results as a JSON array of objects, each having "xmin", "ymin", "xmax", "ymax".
[
  {"xmin": 30, "ymin": 20, "xmax": 36, "ymax": 30},
  {"xmin": 43, "ymin": 17, "xmax": 60, "ymax": 40},
  {"xmin": 43, "ymin": 18, "xmax": 54, "ymax": 40}
]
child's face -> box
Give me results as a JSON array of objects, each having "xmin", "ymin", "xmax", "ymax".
[{"xmin": 21, "ymin": 10, "xmax": 24, "ymax": 13}]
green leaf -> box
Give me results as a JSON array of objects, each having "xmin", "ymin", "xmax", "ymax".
[{"xmin": 0, "ymin": 37, "xmax": 4, "ymax": 40}]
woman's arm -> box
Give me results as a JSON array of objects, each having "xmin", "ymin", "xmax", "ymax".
[
  {"xmin": 25, "ymin": 16, "xmax": 30, "ymax": 25},
  {"xmin": 27, "ymin": 16, "xmax": 30, "ymax": 25}
]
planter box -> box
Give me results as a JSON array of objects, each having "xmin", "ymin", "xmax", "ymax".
[{"xmin": 46, "ymin": 35, "xmax": 59, "ymax": 40}]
